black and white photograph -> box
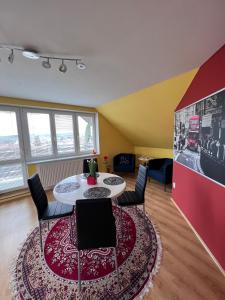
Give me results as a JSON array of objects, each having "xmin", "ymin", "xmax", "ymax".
[{"xmin": 174, "ymin": 88, "xmax": 225, "ymax": 187}]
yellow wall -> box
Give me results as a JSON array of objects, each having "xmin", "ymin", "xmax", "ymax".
[
  {"xmin": 98, "ymin": 114, "xmax": 133, "ymax": 171},
  {"xmin": 134, "ymin": 146, "xmax": 173, "ymax": 159},
  {"xmin": 0, "ymin": 96, "xmax": 133, "ymax": 175},
  {"xmin": 97, "ymin": 68, "xmax": 198, "ymax": 149}
]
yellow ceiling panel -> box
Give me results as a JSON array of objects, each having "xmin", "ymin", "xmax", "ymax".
[{"xmin": 97, "ymin": 68, "xmax": 198, "ymax": 149}]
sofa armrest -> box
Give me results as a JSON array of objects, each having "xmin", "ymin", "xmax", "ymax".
[{"xmin": 163, "ymin": 162, "xmax": 173, "ymax": 183}]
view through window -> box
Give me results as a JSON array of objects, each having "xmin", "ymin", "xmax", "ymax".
[
  {"xmin": 0, "ymin": 106, "xmax": 98, "ymax": 192},
  {"xmin": 78, "ymin": 115, "xmax": 94, "ymax": 152},
  {"xmin": 0, "ymin": 110, "xmax": 25, "ymax": 191},
  {"xmin": 27, "ymin": 112, "xmax": 53, "ymax": 157}
]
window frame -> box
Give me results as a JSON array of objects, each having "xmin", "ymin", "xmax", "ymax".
[
  {"xmin": 21, "ymin": 106, "xmax": 99, "ymax": 163},
  {"xmin": 0, "ymin": 104, "xmax": 99, "ymax": 193},
  {"xmin": 76, "ymin": 112, "xmax": 97, "ymax": 155},
  {"xmin": 0, "ymin": 106, "xmax": 28, "ymax": 193},
  {"xmin": 22, "ymin": 108, "xmax": 55, "ymax": 162}
]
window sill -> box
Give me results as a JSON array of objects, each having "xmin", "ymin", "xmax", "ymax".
[{"xmin": 26, "ymin": 153, "xmax": 100, "ymax": 165}]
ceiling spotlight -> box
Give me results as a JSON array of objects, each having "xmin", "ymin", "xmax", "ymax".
[
  {"xmin": 42, "ymin": 58, "xmax": 51, "ymax": 69},
  {"xmin": 76, "ymin": 60, "xmax": 86, "ymax": 70},
  {"xmin": 8, "ymin": 49, "xmax": 14, "ymax": 64},
  {"xmin": 22, "ymin": 49, "xmax": 40, "ymax": 60},
  {"xmin": 0, "ymin": 44, "xmax": 87, "ymax": 73},
  {"xmin": 59, "ymin": 60, "xmax": 67, "ymax": 73}
]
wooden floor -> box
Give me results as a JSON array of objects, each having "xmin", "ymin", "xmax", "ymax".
[{"xmin": 0, "ymin": 176, "xmax": 224, "ymax": 300}]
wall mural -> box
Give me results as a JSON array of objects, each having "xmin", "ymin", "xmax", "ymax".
[{"xmin": 174, "ymin": 88, "xmax": 225, "ymax": 187}]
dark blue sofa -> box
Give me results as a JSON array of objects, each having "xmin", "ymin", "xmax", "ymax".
[
  {"xmin": 147, "ymin": 158, "xmax": 173, "ymax": 191},
  {"xmin": 113, "ymin": 153, "xmax": 136, "ymax": 173}
]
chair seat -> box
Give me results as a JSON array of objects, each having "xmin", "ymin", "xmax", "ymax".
[
  {"xmin": 117, "ymin": 191, "xmax": 143, "ymax": 207},
  {"xmin": 42, "ymin": 201, "xmax": 74, "ymax": 220},
  {"xmin": 148, "ymin": 169, "xmax": 165, "ymax": 183}
]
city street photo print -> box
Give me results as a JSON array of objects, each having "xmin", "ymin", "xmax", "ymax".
[{"xmin": 174, "ymin": 88, "xmax": 225, "ymax": 187}]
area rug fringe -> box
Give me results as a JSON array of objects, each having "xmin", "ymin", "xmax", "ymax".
[
  {"xmin": 10, "ymin": 225, "xmax": 38, "ymax": 300},
  {"xmin": 9, "ymin": 210, "xmax": 162, "ymax": 300},
  {"xmin": 134, "ymin": 211, "xmax": 163, "ymax": 300}
]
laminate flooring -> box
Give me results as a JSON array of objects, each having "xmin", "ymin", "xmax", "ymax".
[{"xmin": 0, "ymin": 176, "xmax": 224, "ymax": 300}]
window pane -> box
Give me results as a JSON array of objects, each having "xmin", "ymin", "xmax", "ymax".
[
  {"xmin": 78, "ymin": 115, "xmax": 94, "ymax": 152},
  {"xmin": 55, "ymin": 114, "xmax": 75, "ymax": 154},
  {"xmin": 27, "ymin": 112, "xmax": 53, "ymax": 157},
  {"xmin": 0, "ymin": 111, "xmax": 21, "ymax": 160},
  {"xmin": 0, "ymin": 163, "xmax": 24, "ymax": 191}
]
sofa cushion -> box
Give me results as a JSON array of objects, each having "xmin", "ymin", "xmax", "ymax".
[{"xmin": 149, "ymin": 170, "xmax": 164, "ymax": 183}]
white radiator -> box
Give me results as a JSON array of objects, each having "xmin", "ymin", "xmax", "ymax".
[{"xmin": 37, "ymin": 159, "xmax": 83, "ymax": 189}]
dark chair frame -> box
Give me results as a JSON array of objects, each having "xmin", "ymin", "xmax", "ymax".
[
  {"xmin": 83, "ymin": 158, "xmax": 99, "ymax": 174},
  {"xmin": 117, "ymin": 165, "xmax": 148, "ymax": 226},
  {"xmin": 76, "ymin": 198, "xmax": 118, "ymax": 293},
  {"xmin": 28, "ymin": 174, "xmax": 74, "ymax": 252}
]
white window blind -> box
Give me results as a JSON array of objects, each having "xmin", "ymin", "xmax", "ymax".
[{"xmin": 55, "ymin": 114, "xmax": 75, "ymax": 154}]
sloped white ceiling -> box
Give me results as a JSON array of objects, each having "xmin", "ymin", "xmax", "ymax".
[{"xmin": 0, "ymin": 0, "xmax": 225, "ymax": 107}]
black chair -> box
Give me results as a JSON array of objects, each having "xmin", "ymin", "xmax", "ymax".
[
  {"xmin": 117, "ymin": 165, "xmax": 148, "ymax": 219},
  {"xmin": 76, "ymin": 198, "xmax": 118, "ymax": 292},
  {"xmin": 83, "ymin": 158, "xmax": 99, "ymax": 173},
  {"xmin": 27, "ymin": 174, "xmax": 74, "ymax": 252}
]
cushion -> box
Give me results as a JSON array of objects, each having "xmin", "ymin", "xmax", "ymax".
[
  {"xmin": 42, "ymin": 201, "xmax": 74, "ymax": 220},
  {"xmin": 117, "ymin": 191, "xmax": 143, "ymax": 206}
]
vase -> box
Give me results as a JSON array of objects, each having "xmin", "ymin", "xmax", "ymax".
[{"xmin": 87, "ymin": 175, "xmax": 97, "ymax": 185}]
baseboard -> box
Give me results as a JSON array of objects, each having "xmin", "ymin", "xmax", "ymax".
[
  {"xmin": 0, "ymin": 188, "xmax": 30, "ymax": 204},
  {"xmin": 170, "ymin": 197, "xmax": 225, "ymax": 277}
]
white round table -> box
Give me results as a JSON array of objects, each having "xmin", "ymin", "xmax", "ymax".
[{"xmin": 53, "ymin": 172, "xmax": 126, "ymax": 205}]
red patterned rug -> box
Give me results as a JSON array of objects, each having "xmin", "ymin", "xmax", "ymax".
[{"xmin": 11, "ymin": 206, "xmax": 162, "ymax": 300}]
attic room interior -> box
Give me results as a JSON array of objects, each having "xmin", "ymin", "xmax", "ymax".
[{"xmin": 0, "ymin": 1, "xmax": 225, "ymax": 299}]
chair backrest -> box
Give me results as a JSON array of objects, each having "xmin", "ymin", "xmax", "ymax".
[
  {"xmin": 113, "ymin": 153, "xmax": 136, "ymax": 172},
  {"xmin": 148, "ymin": 158, "xmax": 173, "ymax": 170},
  {"xmin": 83, "ymin": 158, "xmax": 99, "ymax": 173},
  {"xmin": 76, "ymin": 198, "xmax": 116, "ymax": 250},
  {"xmin": 27, "ymin": 174, "xmax": 48, "ymax": 220},
  {"xmin": 135, "ymin": 165, "xmax": 148, "ymax": 203}
]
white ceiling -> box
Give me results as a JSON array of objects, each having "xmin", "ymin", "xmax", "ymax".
[{"xmin": 0, "ymin": 0, "xmax": 225, "ymax": 107}]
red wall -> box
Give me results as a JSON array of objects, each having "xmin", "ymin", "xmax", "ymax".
[{"xmin": 173, "ymin": 44, "xmax": 225, "ymax": 270}]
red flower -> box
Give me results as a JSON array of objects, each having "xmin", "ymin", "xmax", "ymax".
[{"xmin": 103, "ymin": 155, "xmax": 108, "ymax": 161}]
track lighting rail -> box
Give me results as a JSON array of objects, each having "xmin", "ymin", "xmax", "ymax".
[{"xmin": 0, "ymin": 44, "xmax": 87, "ymax": 73}]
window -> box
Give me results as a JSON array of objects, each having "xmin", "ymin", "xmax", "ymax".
[
  {"xmin": 22, "ymin": 108, "xmax": 99, "ymax": 162},
  {"xmin": 27, "ymin": 112, "xmax": 53, "ymax": 158},
  {"xmin": 0, "ymin": 108, "xmax": 26, "ymax": 192},
  {"xmin": 55, "ymin": 114, "xmax": 75, "ymax": 154},
  {"xmin": 78, "ymin": 114, "xmax": 95, "ymax": 152},
  {"xmin": 0, "ymin": 110, "xmax": 20, "ymax": 160},
  {"xmin": 0, "ymin": 163, "xmax": 24, "ymax": 191},
  {"xmin": 0, "ymin": 105, "xmax": 99, "ymax": 192}
]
